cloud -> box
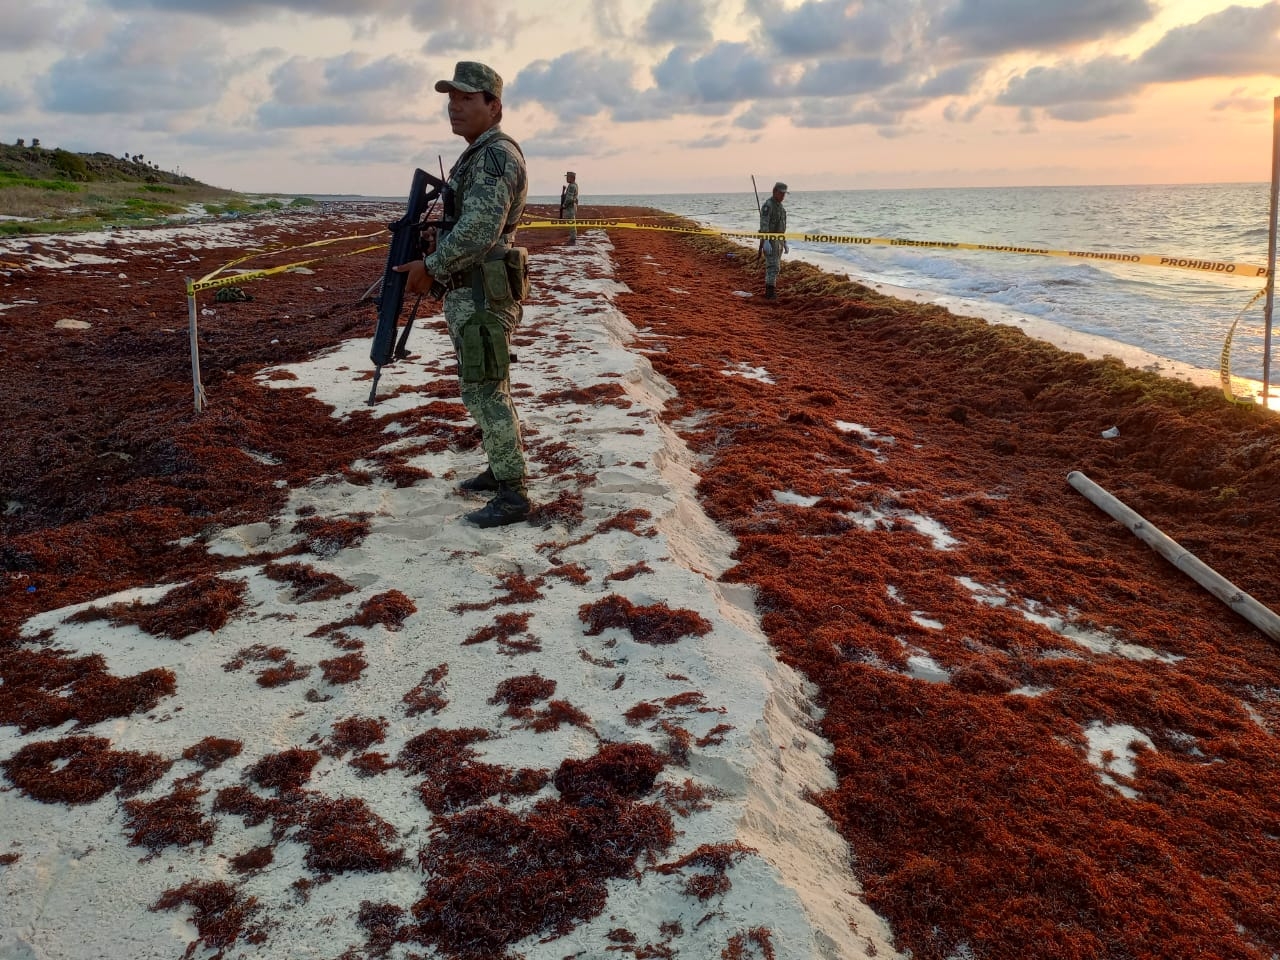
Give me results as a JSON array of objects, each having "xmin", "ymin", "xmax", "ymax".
[
  {"xmin": 521, "ymin": 125, "xmax": 616, "ymax": 160},
  {"xmin": 652, "ymin": 42, "xmax": 785, "ymax": 103},
  {"xmin": 916, "ymin": 61, "xmax": 987, "ymax": 98},
  {"xmin": 747, "ymin": 0, "xmax": 914, "ymax": 58},
  {"xmin": 793, "ymin": 55, "xmax": 912, "ymax": 97},
  {"xmin": 326, "ymin": 132, "xmax": 439, "ymax": 166},
  {"xmin": 940, "ymin": 0, "xmax": 1155, "ymax": 56},
  {"xmin": 0, "ymin": 85, "xmax": 28, "ymax": 113},
  {"xmin": 100, "ymin": 0, "xmax": 398, "ymax": 17},
  {"xmin": 40, "ymin": 20, "xmax": 231, "ymax": 114},
  {"xmin": 791, "ymin": 98, "xmax": 904, "ymax": 128},
  {"xmin": 1044, "ymin": 100, "xmax": 1134, "ymax": 122},
  {"xmin": 0, "ymin": 2, "xmax": 69, "ymax": 51},
  {"xmin": 257, "ymin": 53, "xmax": 424, "ymax": 127},
  {"xmin": 995, "ymin": 3, "xmax": 1280, "ymax": 122},
  {"xmin": 407, "ymin": 0, "xmax": 525, "ymax": 52},
  {"xmin": 675, "ymin": 133, "xmax": 731, "ymax": 149},
  {"xmin": 997, "ymin": 55, "xmax": 1140, "ymax": 108},
  {"xmin": 512, "ymin": 50, "xmax": 648, "ymax": 120},
  {"xmin": 1212, "ymin": 87, "xmax": 1273, "ymax": 113},
  {"xmin": 641, "ymin": 0, "xmax": 716, "ymax": 44},
  {"xmin": 1136, "ymin": 2, "xmax": 1280, "ymax": 82}
]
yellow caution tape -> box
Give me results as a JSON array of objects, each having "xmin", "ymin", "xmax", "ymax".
[
  {"xmin": 518, "ymin": 219, "xmax": 1271, "ymax": 280},
  {"xmin": 188, "ymin": 230, "xmax": 387, "ymax": 294},
  {"xmin": 1219, "ymin": 290, "xmax": 1268, "ymax": 404},
  {"xmin": 184, "ymin": 219, "xmax": 1273, "ymax": 408}
]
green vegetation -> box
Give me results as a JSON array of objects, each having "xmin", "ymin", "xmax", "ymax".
[{"xmin": 0, "ymin": 141, "xmax": 317, "ymax": 236}]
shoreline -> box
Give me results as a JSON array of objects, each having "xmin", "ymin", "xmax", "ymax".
[{"xmin": 774, "ymin": 243, "xmax": 1274, "ymax": 404}]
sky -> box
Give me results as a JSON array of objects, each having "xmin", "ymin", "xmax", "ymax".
[{"xmin": 1, "ymin": 0, "xmax": 1279, "ymax": 197}]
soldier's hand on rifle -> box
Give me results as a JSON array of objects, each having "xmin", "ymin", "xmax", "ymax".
[
  {"xmin": 393, "ymin": 259, "xmax": 434, "ymax": 295},
  {"xmin": 422, "ymin": 225, "xmax": 438, "ymax": 256}
]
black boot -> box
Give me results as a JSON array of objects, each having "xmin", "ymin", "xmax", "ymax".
[
  {"xmin": 765, "ymin": 284, "xmax": 777, "ymax": 300},
  {"xmin": 464, "ymin": 483, "xmax": 531, "ymax": 528},
  {"xmin": 459, "ymin": 467, "xmax": 499, "ymax": 494}
]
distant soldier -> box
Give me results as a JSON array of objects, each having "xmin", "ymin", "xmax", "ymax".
[
  {"xmin": 394, "ymin": 61, "xmax": 532, "ymax": 528},
  {"xmin": 758, "ymin": 181, "xmax": 788, "ymax": 300},
  {"xmin": 560, "ymin": 171, "xmax": 579, "ymax": 245}
]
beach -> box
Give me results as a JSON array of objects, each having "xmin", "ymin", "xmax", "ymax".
[{"xmin": 3, "ymin": 205, "xmax": 1280, "ymax": 960}]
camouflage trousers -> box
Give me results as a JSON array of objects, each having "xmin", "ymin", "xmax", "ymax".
[
  {"xmin": 762, "ymin": 240, "xmax": 783, "ymax": 285},
  {"xmin": 444, "ymin": 291, "xmax": 527, "ymax": 485},
  {"xmin": 562, "ymin": 204, "xmax": 577, "ymax": 242}
]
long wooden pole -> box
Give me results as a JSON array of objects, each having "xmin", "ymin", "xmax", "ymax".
[
  {"xmin": 1067, "ymin": 471, "xmax": 1280, "ymax": 642},
  {"xmin": 1263, "ymin": 95, "xmax": 1279, "ymax": 407},
  {"xmin": 187, "ymin": 279, "xmax": 206, "ymax": 414}
]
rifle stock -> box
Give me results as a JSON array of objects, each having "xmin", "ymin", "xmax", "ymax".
[{"xmin": 368, "ymin": 167, "xmax": 445, "ymax": 404}]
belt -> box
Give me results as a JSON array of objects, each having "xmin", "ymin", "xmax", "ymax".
[
  {"xmin": 443, "ymin": 246, "xmax": 511, "ymax": 292},
  {"xmin": 445, "ymin": 265, "xmax": 482, "ymax": 291}
]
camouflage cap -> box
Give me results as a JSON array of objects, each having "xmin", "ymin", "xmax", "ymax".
[
  {"xmin": 434, "ymin": 61, "xmax": 503, "ymax": 99},
  {"xmin": 773, "ymin": 181, "xmax": 788, "ymax": 192},
  {"xmin": 566, "ymin": 171, "xmax": 576, "ymax": 177}
]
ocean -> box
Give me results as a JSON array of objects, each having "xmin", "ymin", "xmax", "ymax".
[{"xmin": 550, "ymin": 183, "xmax": 1276, "ymax": 391}]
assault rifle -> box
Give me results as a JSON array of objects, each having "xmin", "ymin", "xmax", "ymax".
[{"xmin": 368, "ymin": 166, "xmax": 446, "ymax": 405}]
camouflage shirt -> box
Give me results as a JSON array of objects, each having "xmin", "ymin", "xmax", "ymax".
[
  {"xmin": 561, "ymin": 182, "xmax": 579, "ymax": 207},
  {"xmin": 759, "ymin": 196, "xmax": 786, "ymax": 235},
  {"xmin": 424, "ymin": 124, "xmax": 527, "ymax": 279}
]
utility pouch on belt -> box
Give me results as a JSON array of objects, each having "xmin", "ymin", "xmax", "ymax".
[
  {"xmin": 460, "ymin": 311, "xmax": 511, "ymax": 383},
  {"xmin": 504, "ymin": 246, "xmax": 530, "ymax": 302}
]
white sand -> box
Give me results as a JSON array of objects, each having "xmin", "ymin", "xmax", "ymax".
[{"xmin": 0, "ymin": 231, "xmax": 902, "ymax": 960}]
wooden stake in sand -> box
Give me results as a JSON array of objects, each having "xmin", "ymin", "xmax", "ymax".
[
  {"xmin": 186, "ymin": 279, "xmax": 207, "ymax": 414},
  {"xmin": 1068, "ymin": 470, "xmax": 1280, "ymax": 643}
]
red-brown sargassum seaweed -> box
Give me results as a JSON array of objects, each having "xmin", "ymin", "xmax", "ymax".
[
  {"xmin": 408, "ymin": 742, "xmax": 674, "ymax": 959},
  {"xmin": 605, "ymin": 225, "xmax": 1280, "ymax": 960},
  {"xmin": 605, "ymin": 561, "xmax": 654, "ymax": 582},
  {"xmin": 489, "ymin": 673, "xmax": 556, "ymax": 717},
  {"xmin": 66, "ymin": 574, "xmax": 248, "ymax": 639},
  {"xmin": 655, "ymin": 841, "xmax": 754, "ymax": 901},
  {"xmin": 260, "ymin": 560, "xmax": 356, "ymax": 603},
  {"xmin": 290, "ymin": 514, "xmax": 371, "ymax": 558},
  {"xmin": 3, "ymin": 736, "xmax": 171, "ymax": 804},
  {"xmin": 295, "ymin": 795, "xmax": 405, "ymax": 873},
  {"xmin": 318, "ymin": 651, "xmax": 367, "ymax": 684},
  {"xmin": 229, "ymin": 845, "xmax": 275, "ymax": 874},
  {"xmin": 529, "ymin": 489, "xmax": 586, "ymax": 530},
  {"xmin": 0, "ymin": 647, "xmax": 176, "ymax": 733},
  {"xmin": 398, "ymin": 726, "xmax": 548, "ymax": 814},
  {"xmin": 357, "ymin": 900, "xmax": 407, "ymax": 957},
  {"xmin": 309, "ymin": 589, "xmax": 417, "ymax": 637},
  {"xmin": 402, "ymin": 663, "xmax": 449, "ymax": 716},
  {"xmin": 182, "ymin": 737, "xmax": 243, "ymax": 770},
  {"xmin": 151, "ymin": 879, "xmax": 263, "ymax": 959},
  {"xmin": 538, "ymin": 382, "xmax": 632, "ymax": 408},
  {"xmin": 596, "ymin": 508, "xmax": 658, "ymax": 538},
  {"xmin": 451, "ymin": 571, "xmax": 546, "ymax": 613},
  {"xmin": 463, "ymin": 611, "xmax": 540, "ymax": 654},
  {"xmin": 324, "ymin": 716, "xmax": 388, "ymax": 756},
  {"xmin": 579, "ymin": 594, "xmax": 712, "ymax": 646},
  {"xmin": 256, "ymin": 659, "xmax": 311, "ymax": 687},
  {"xmin": 246, "ymin": 747, "xmax": 320, "ymax": 793},
  {"xmin": 520, "ymin": 699, "xmax": 595, "ymax": 733},
  {"xmin": 122, "ymin": 775, "xmax": 216, "ymax": 854},
  {"xmin": 721, "ymin": 926, "xmax": 776, "ymax": 960}
]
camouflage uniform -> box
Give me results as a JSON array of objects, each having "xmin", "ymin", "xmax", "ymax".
[
  {"xmin": 424, "ymin": 124, "xmax": 529, "ymax": 487},
  {"xmin": 759, "ymin": 182, "xmax": 788, "ymax": 294},
  {"xmin": 560, "ymin": 172, "xmax": 579, "ymax": 244}
]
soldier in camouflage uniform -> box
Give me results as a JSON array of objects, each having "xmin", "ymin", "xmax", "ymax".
[
  {"xmin": 560, "ymin": 171, "xmax": 579, "ymax": 245},
  {"xmin": 758, "ymin": 181, "xmax": 788, "ymax": 300},
  {"xmin": 395, "ymin": 61, "xmax": 532, "ymax": 528}
]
